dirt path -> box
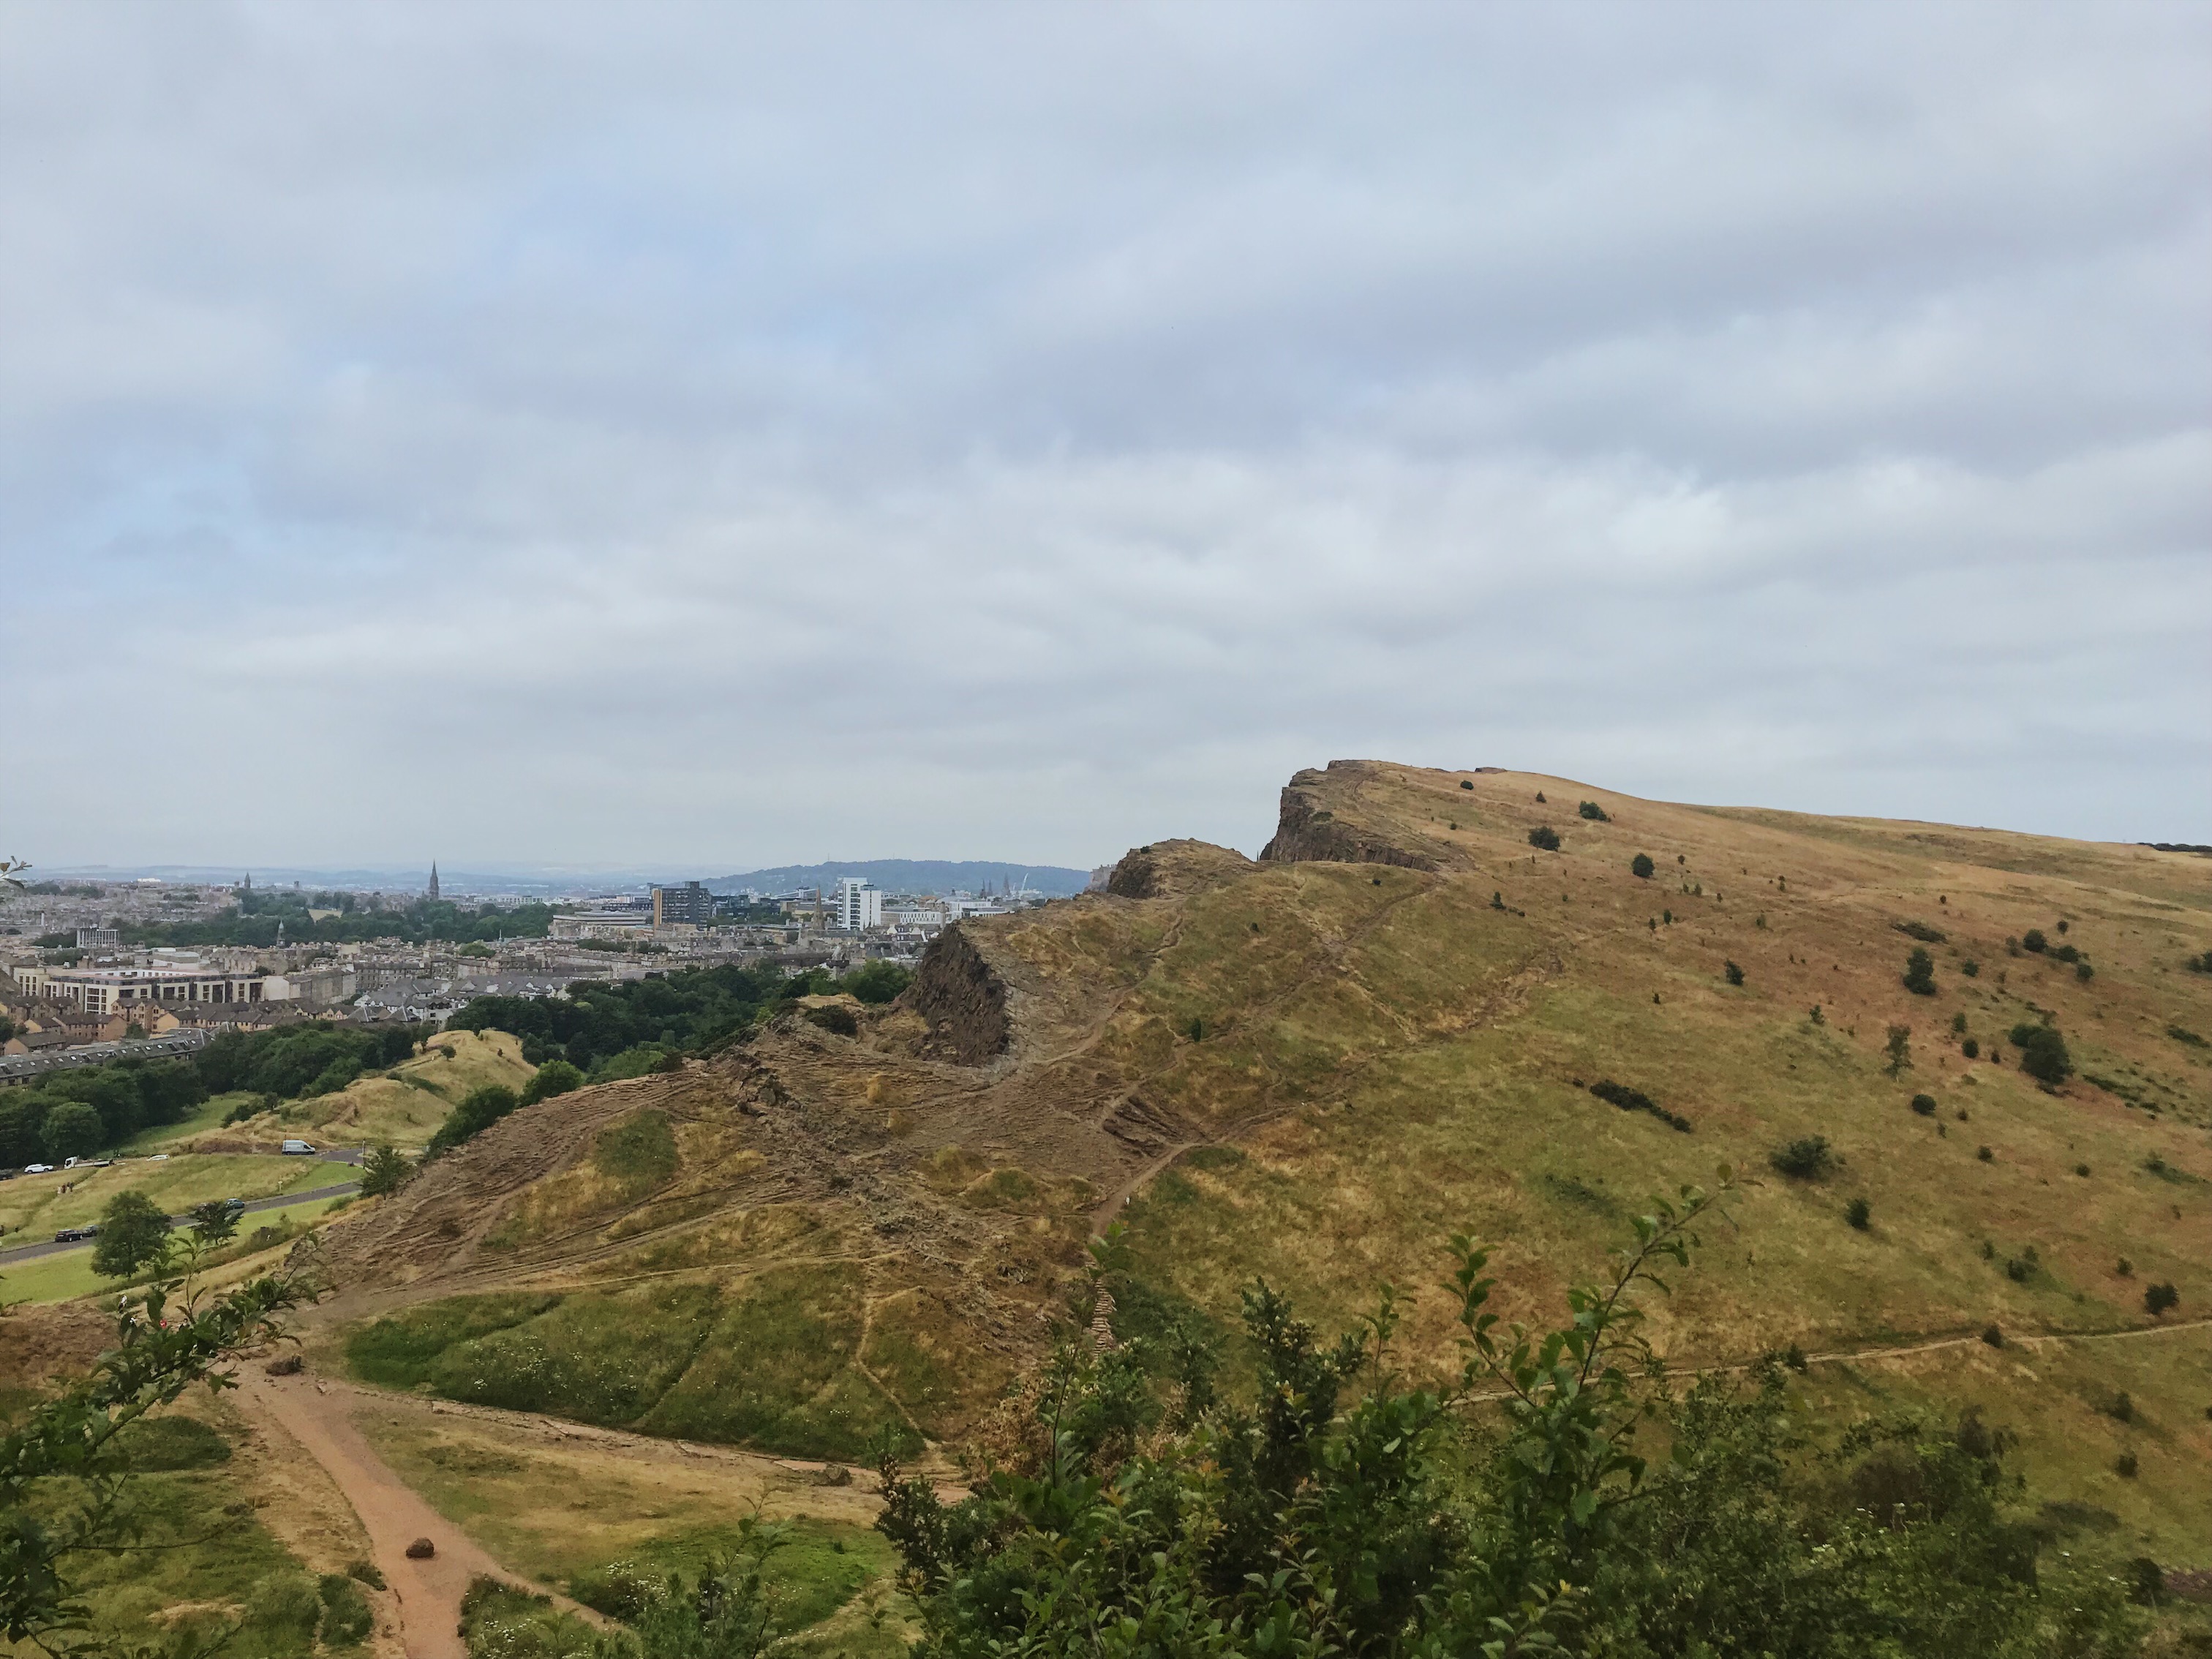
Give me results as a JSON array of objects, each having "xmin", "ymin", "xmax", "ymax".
[{"xmin": 233, "ymin": 1371, "xmax": 608, "ymax": 1659}]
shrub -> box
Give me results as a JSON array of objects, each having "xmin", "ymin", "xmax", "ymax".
[
  {"xmin": 2074, "ymin": 1162, "xmax": 2090, "ymax": 1177},
  {"xmin": 2170, "ymin": 1024, "xmax": 2210, "ymax": 1047},
  {"xmin": 1979, "ymin": 1324, "xmax": 2004, "ymax": 1348},
  {"xmin": 1588, "ymin": 1079, "xmax": 1692, "ymax": 1132},
  {"xmin": 1978, "ymin": 1146, "xmax": 1994, "ymax": 1163},
  {"xmin": 2022, "ymin": 928, "xmax": 2047, "ymax": 953},
  {"xmin": 2104, "ymin": 1392, "xmax": 2134, "ymax": 1423},
  {"xmin": 1910, "ymin": 1094, "xmax": 1936, "ymax": 1117},
  {"xmin": 1459, "ymin": 779, "xmax": 1472, "ymax": 790},
  {"xmin": 1894, "ymin": 920, "xmax": 1946, "ymax": 943},
  {"xmin": 2185, "ymin": 949, "xmax": 2212, "ymax": 974},
  {"xmin": 1723, "ymin": 960, "xmax": 1745, "ymax": 987},
  {"xmin": 2125, "ymin": 1557, "xmax": 2167, "ymax": 1609},
  {"xmin": 2074, "ymin": 960, "xmax": 2094, "ymax": 982},
  {"xmin": 1578, "ymin": 801, "xmax": 1609, "ymax": 822},
  {"xmin": 2115, "ymin": 1257, "xmax": 2132, "ymax": 1276},
  {"xmin": 1901, "ymin": 948, "xmax": 1937, "ymax": 996},
  {"xmin": 1770, "ymin": 1136, "xmax": 1834, "ymax": 1179},
  {"xmin": 2144, "ymin": 1282, "xmax": 2179, "ymax": 1316},
  {"xmin": 1630, "ymin": 853, "xmax": 1655, "ymax": 879},
  {"xmin": 359, "ymin": 1145, "xmax": 413, "ymax": 1197},
  {"xmin": 1960, "ymin": 958, "xmax": 1979, "ymax": 977},
  {"xmin": 2003, "ymin": 1254, "xmax": 2031, "ymax": 1282},
  {"xmin": 1845, "ymin": 1197, "xmax": 1870, "ymax": 1230},
  {"xmin": 346, "ymin": 1561, "xmax": 385, "ymax": 1591},
  {"xmin": 519, "ymin": 1058, "xmax": 584, "ymax": 1107},
  {"xmin": 2114, "ymin": 1452, "xmax": 2137, "ymax": 1479},
  {"xmin": 805, "ymin": 1003, "xmax": 860, "ymax": 1037},
  {"xmin": 1949, "ymin": 1011, "xmax": 1966, "ymax": 1034},
  {"xmin": 1883, "ymin": 1024, "xmax": 1912, "ymax": 1077},
  {"xmin": 426, "ymin": 1083, "xmax": 520, "ymax": 1158},
  {"xmin": 1527, "ymin": 826, "xmax": 1560, "ymax": 851},
  {"xmin": 1534, "ymin": 791, "xmax": 1546, "ymax": 802},
  {"xmin": 1961, "ymin": 1037, "xmax": 1979, "ymax": 1059},
  {"xmin": 2008, "ymin": 1023, "xmax": 2073, "ymax": 1087},
  {"xmin": 840, "ymin": 961, "xmax": 913, "ymax": 1004}
]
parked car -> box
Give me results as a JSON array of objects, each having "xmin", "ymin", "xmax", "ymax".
[
  {"xmin": 24, "ymin": 1163, "xmax": 53, "ymax": 1175},
  {"xmin": 279, "ymin": 1140, "xmax": 317, "ymax": 1156},
  {"xmin": 53, "ymin": 1224, "xmax": 99, "ymax": 1244}
]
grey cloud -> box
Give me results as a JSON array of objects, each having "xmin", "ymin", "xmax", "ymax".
[{"xmin": 1, "ymin": 2, "xmax": 2205, "ymax": 868}]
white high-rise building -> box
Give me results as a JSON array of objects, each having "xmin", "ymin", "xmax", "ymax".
[{"xmin": 835, "ymin": 877, "xmax": 882, "ymax": 931}]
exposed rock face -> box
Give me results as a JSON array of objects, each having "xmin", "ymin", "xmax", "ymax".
[
  {"xmin": 1259, "ymin": 762, "xmax": 1439, "ymax": 870},
  {"xmin": 908, "ymin": 923, "xmax": 1011, "ymax": 1065},
  {"xmin": 1105, "ymin": 838, "xmax": 1254, "ymax": 900}
]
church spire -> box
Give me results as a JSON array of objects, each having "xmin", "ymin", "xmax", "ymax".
[{"xmin": 428, "ymin": 861, "xmax": 440, "ymax": 900}]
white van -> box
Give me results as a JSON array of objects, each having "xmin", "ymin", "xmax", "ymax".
[{"xmin": 280, "ymin": 1139, "xmax": 317, "ymax": 1156}]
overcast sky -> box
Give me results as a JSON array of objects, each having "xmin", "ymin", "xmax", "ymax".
[{"xmin": 4, "ymin": 4, "xmax": 2206, "ymax": 873}]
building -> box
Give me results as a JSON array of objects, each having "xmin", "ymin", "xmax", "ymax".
[
  {"xmin": 652, "ymin": 881, "xmax": 715, "ymax": 928},
  {"xmin": 23, "ymin": 963, "xmax": 276, "ymax": 1016},
  {"xmin": 75, "ymin": 927, "xmax": 119, "ymax": 951},
  {"xmin": 835, "ymin": 877, "xmax": 882, "ymax": 931},
  {"xmin": 427, "ymin": 862, "xmax": 441, "ymax": 901}
]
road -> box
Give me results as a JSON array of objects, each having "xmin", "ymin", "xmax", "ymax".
[{"xmin": 0, "ymin": 1153, "xmax": 362, "ymax": 1266}]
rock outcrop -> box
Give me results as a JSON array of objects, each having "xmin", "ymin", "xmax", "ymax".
[
  {"xmin": 908, "ymin": 923, "xmax": 1012, "ymax": 1065},
  {"xmin": 1105, "ymin": 839, "xmax": 1256, "ymax": 900},
  {"xmin": 1258, "ymin": 761, "xmax": 1439, "ymax": 870}
]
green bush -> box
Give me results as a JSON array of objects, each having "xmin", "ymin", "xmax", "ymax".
[
  {"xmin": 2022, "ymin": 928, "xmax": 2047, "ymax": 953},
  {"xmin": 2076, "ymin": 960, "xmax": 2094, "ymax": 982},
  {"xmin": 519, "ymin": 1059, "xmax": 584, "ymax": 1107},
  {"xmin": 2008, "ymin": 1023, "xmax": 2072, "ymax": 1087},
  {"xmin": 1901, "ymin": 947, "xmax": 1937, "ymax": 996},
  {"xmin": 359, "ymin": 1144, "xmax": 414, "ymax": 1197},
  {"xmin": 803, "ymin": 1003, "xmax": 859, "ymax": 1037},
  {"xmin": 1587, "ymin": 1080, "xmax": 1691, "ymax": 1132},
  {"xmin": 1960, "ymin": 958, "xmax": 1979, "ymax": 977},
  {"xmin": 840, "ymin": 961, "xmax": 913, "ymax": 1004},
  {"xmin": 1845, "ymin": 1197, "xmax": 1870, "ymax": 1230},
  {"xmin": 1893, "ymin": 920, "xmax": 1946, "ymax": 943},
  {"xmin": 1723, "ymin": 960, "xmax": 1745, "ymax": 987},
  {"xmin": 1630, "ymin": 853, "xmax": 1655, "ymax": 879},
  {"xmin": 1577, "ymin": 801, "xmax": 1609, "ymax": 822},
  {"xmin": 91, "ymin": 1189, "xmax": 173, "ymax": 1279},
  {"xmin": 1527, "ymin": 826, "xmax": 1560, "ymax": 852},
  {"xmin": 1769, "ymin": 1136, "xmax": 1833, "ymax": 1179},
  {"xmin": 1909, "ymin": 1094, "xmax": 1936, "ymax": 1117},
  {"xmin": 2144, "ymin": 1282, "xmax": 2179, "ymax": 1316},
  {"xmin": 426, "ymin": 1083, "xmax": 521, "ymax": 1158},
  {"xmin": 1961, "ymin": 1037, "xmax": 1979, "ymax": 1058}
]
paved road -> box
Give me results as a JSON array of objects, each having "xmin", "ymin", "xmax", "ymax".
[{"xmin": 0, "ymin": 1156, "xmax": 362, "ymax": 1266}]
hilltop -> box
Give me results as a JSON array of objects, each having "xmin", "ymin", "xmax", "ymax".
[{"xmin": 316, "ymin": 761, "xmax": 2212, "ymax": 1557}]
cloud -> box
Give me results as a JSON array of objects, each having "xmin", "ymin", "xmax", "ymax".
[{"xmin": 2, "ymin": 2, "xmax": 2205, "ymax": 869}]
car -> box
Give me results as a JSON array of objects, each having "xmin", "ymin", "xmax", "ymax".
[
  {"xmin": 279, "ymin": 1140, "xmax": 317, "ymax": 1156},
  {"xmin": 24, "ymin": 1163, "xmax": 53, "ymax": 1175},
  {"xmin": 53, "ymin": 1224, "xmax": 98, "ymax": 1244}
]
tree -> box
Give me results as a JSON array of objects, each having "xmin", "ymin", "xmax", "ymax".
[
  {"xmin": 187, "ymin": 1197, "xmax": 240, "ymax": 1246},
  {"xmin": 2009, "ymin": 1022, "xmax": 2073, "ymax": 1087},
  {"xmin": 2022, "ymin": 928, "xmax": 2047, "ymax": 953},
  {"xmin": 1769, "ymin": 1136, "xmax": 1834, "ymax": 1179},
  {"xmin": 1902, "ymin": 947, "xmax": 1937, "ymax": 996},
  {"xmin": 1528, "ymin": 825, "xmax": 1561, "ymax": 852},
  {"xmin": 1724, "ymin": 960, "xmax": 1745, "ymax": 987},
  {"xmin": 2144, "ymin": 1282, "xmax": 2179, "ymax": 1317},
  {"xmin": 840, "ymin": 960, "xmax": 913, "ymax": 1005},
  {"xmin": 1630, "ymin": 853, "xmax": 1655, "ymax": 879},
  {"xmin": 1846, "ymin": 1197, "xmax": 1871, "ymax": 1230},
  {"xmin": 358, "ymin": 1145, "xmax": 413, "ymax": 1197},
  {"xmin": 519, "ymin": 1058, "xmax": 584, "ymax": 1107},
  {"xmin": 91, "ymin": 1190, "xmax": 173, "ymax": 1279},
  {"xmin": 1578, "ymin": 801, "xmax": 1610, "ymax": 821},
  {"xmin": 41, "ymin": 1100, "xmax": 105, "ymax": 1162},
  {"xmin": 1884, "ymin": 1023, "xmax": 1912, "ymax": 1078}
]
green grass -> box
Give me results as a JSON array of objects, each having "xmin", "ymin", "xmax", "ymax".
[
  {"xmin": 430, "ymin": 1282, "xmax": 721, "ymax": 1425},
  {"xmin": 459, "ymin": 1578, "xmax": 599, "ymax": 1659},
  {"xmin": 567, "ymin": 1517, "xmax": 895, "ymax": 1630},
  {"xmin": 115, "ymin": 1091, "xmax": 260, "ymax": 1153},
  {"xmin": 26, "ymin": 1421, "xmax": 327, "ymax": 1659},
  {"xmin": 346, "ymin": 1292, "xmax": 565, "ymax": 1387},
  {"xmin": 594, "ymin": 1110, "xmax": 678, "ymax": 1186},
  {"xmin": 1, "ymin": 1152, "xmax": 337, "ymax": 1240},
  {"xmin": 0, "ymin": 1194, "xmax": 357, "ymax": 1306},
  {"xmin": 345, "ymin": 1263, "xmax": 914, "ymax": 1459}
]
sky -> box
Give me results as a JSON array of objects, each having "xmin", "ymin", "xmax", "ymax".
[{"xmin": 3, "ymin": 3, "xmax": 2207, "ymax": 873}]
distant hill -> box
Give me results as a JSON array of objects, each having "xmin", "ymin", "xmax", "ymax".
[{"xmin": 706, "ymin": 859, "xmax": 1091, "ymax": 897}]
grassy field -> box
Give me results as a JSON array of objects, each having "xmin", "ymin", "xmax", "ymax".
[
  {"xmin": 12, "ymin": 1407, "xmax": 358, "ymax": 1659},
  {"xmin": 342, "ymin": 1260, "xmax": 919, "ymax": 1462},
  {"xmin": 0, "ymin": 1192, "xmax": 358, "ymax": 1305},
  {"xmin": 1, "ymin": 1151, "xmax": 339, "ymax": 1241},
  {"xmin": 356, "ymin": 1396, "xmax": 908, "ymax": 1658},
  {"xmin": 219, "ymin": 1027, "xmax": 535, "ymax": 1148}
]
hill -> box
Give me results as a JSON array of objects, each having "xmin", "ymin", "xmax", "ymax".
[
  {"xmin": 317, "ymin": 761, "xmax": 2212, "ymax": 1557},
  {"xmin": 707, "ymin": 859, "xmax": 1091, "ymax": 897}
]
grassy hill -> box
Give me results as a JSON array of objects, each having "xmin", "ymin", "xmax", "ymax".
[{"xmin": 317, "ymin": 761, "xmax": 2211, "ymax": 1561}]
